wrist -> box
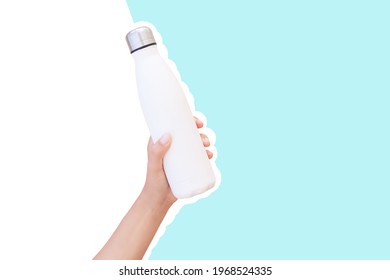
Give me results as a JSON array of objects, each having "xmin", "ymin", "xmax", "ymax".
[{"xmin": 139, "ymin": 184, "xmax": 177, "ymax": 211}]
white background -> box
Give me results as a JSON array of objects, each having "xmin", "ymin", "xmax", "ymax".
[
  {"xmin": 0, "ymin": 1, "xmax": 220, "ymax": 278},
  {"xmin": 0, "ymin": 0, "xmax": 149, "ymax": 277}
]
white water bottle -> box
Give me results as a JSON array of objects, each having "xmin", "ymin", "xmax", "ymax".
[{"xmin": 126, "ymin": 26, "xmax": 216, "ymax": 199}]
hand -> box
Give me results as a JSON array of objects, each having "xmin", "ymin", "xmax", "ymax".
[
  {"xmin": 141, "ymin": 117, "xmax": 213, "ymax": 205},
  {"xmin": 93, "ymin": 117, "xmax": 214, "ymax": 260}
]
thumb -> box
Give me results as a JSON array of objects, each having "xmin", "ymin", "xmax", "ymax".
[{"xmin": 147, "ymin": 133, "xmax": 172, "ymax": 171}]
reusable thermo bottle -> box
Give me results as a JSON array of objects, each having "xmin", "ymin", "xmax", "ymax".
[{"xmin": 126, "ymin": 26, "xmax": 216, "ymax": 199}]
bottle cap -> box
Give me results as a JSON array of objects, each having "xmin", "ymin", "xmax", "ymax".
[{"xmin": 126, "ymin": 26, "xmax": 156, "ymax": 54}]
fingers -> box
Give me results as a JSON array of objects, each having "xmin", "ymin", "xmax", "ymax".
[
  {"xmin": 195, "ymin": 117, "xmax": 214, "ymax": 159},
  {"xmin": 148, "ymin": 117, "xmax": 212, "ymax": 165},
  {"xmin": 147, "ymin": 134, "xmax": 172, "ymax": 172}
]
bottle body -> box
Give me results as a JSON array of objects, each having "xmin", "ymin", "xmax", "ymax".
[{"xmin": 132, "ymin": 46, "xmax": 215, "ymax": 198}]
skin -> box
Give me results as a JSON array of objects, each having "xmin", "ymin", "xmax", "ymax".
[{"xmin": 93, "ymin": 118, "xmax": 212, "ymax": 260}]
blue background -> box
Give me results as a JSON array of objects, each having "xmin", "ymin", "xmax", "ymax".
[{"xmin": 126, "ymin": 0, "xmax": 390, "ymax": 259}]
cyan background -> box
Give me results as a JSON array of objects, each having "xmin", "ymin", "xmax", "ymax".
[{"xmin": 126, "ymin": 0, "xmax": 390, "ymax": 259}]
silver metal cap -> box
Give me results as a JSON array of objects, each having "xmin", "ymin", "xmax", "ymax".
[{"xmin": 126, "ymin": 26, "xmax": 156, "ymax": 53}]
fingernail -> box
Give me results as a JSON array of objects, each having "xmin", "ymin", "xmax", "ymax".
[
  {"xmin": 159, "ymin": 133, "xmax": 171, "ymax": 145},
  {"xmin": 202, "ymin": 136, "xmax": 210, "ymax": 145}
]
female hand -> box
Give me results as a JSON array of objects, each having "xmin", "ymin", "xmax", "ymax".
[
  {"xmin": 93, "ymin": 117, "xmax": 214, "ymax": 260},
  {"xmin": 141, "ymin": 117, "xmax": 213, "ymax": 205}
]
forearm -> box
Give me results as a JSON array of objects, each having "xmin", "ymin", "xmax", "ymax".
[{"xmin": 93, "ymin": 188, "xmax": 175, "ymax": 260}]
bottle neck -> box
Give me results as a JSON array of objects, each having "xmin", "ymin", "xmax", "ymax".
[
  {"xmin": 130, "ymin": 42, "xmax": 157, "ymax": 54},
  {"xmin": 132, "ymin": 44, "xmax": 158, "ymax": 54},
  {"xmin": 131, "ymin": 45, "xmax": 159, "ymax": 61}
]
